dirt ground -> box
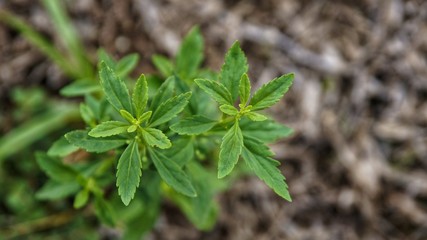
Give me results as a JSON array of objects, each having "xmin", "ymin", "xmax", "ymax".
[{"xmin": 1, "ymin": 0, "xmax": 427, "ymax": 239}]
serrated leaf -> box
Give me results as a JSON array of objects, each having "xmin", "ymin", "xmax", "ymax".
[
  {"xmin": 48, "ymin": 136, "xmax": 78, "ymax": 157},
  {"xmin": 148, "ymin": 148, "xmax": 197, "ymax": 197},
  {"xmin": 241, "ymin": 140, "xmax": 291, "ymax": 201},
  {"xmin": 36, "ymin": 152, "xmax": 78, "ymax": 182},
  {"xmin": 250, "ymin": 73, "xmax": 294, "ymax": 110},
  {"xmin": 219, "ymin": 104, "xmax": 238, "ymax": 116},
  {"xmin": 163, "ymin": 137, "xmax": 194, "ymax": 167},
  {"xmin": 150, "ymin": 76, "xmax": 175, "ymax": 110},
  {"xmin": 89, "ymin": 121, "xmax": 129, "ymax": 137},
  {"xmin": 149, "ymin": 92, "xmax": 192, "ymax": 127},
  {"xmin": 240, "ymin": 119, "xmax": 294, "ymax": 143},
  {"xmin": 246, "ymin": 112, "xmax": 267, "ymax": 121},
  {"xmin": 73, "ymin": 189, "xmax": 89, "ymax": 209},
  {"xmin": 116, "ymin": 140, "xmax": 142, "ymax": 206},
  {"xmin": 170, "ymin": 115, "xmax": 216, "ymax": 135},
  {"xmin": 116, "ymin": 53, "xmax": 139, "ymax": 77},
  {"xmin": 176, "ymin": 26, "xmax": 203, "ymax": 80},
  {"xmin": 99, "ymin": 62, "xmax": 133, "ymax": 113},
  {"xmin": 243, "ymin": 136, "xmax": 274, "ymax": 157},
  {"xmin": 36, "ymin": 180, "xmax": 80, "ymax": 200},
  {"xmin": 239, "ymin": 73, "xmax": 251, "ymax": 105},
  {"xmin": 142, "ymin": 128, "xmax": 172, "ymax": 149},
  {"xmin": 152, "ymin": 54, "xmax": 174, "ymax": 77},
  {"xmin": 60, "ymin": 80, "xmax": 100, "ymax": 97},
  {"xmin": 120, "ymin": 109, "xmax": 135, "ymax": 123},
  {"xmin": 65, "ymin": 130, "xmax": 126, "ymax": 153},
  {"xmin": 220, "ymin": 41, "xmax": 248, "ymax": 101},
  {"xmin": 132, "ymin": 74, "xmax": 148, "ymax": 118},
  {"xmin": 194, "ymin": 78, "xmax": 233, "ymax": 105},
  {"xmin": 218, "ymin": 121, "xmax": 243, "ymax": 178}
]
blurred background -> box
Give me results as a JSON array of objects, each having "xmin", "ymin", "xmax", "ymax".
[{"xmin": 1, "ymin": 0, "xmax": 427, "ymax": 239}]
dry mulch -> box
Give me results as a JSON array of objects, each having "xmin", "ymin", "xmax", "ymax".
[{"xmin": 1, "ymin": 0, "xmax": 427, "ymax": 239}]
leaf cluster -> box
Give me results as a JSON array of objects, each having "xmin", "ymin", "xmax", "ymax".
[{"xmin": 36, "ymin": 26, "xmax": 295, "ymax": 235}]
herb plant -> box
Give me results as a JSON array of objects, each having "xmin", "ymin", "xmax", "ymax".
[{"xmin": 35, "ymin": 27, "xmax": 294, "ymax": 236}]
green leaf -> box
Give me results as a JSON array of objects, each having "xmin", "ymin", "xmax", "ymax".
[
  {"xmin": 80, "ymin": 103, "xmax": 96, "ymax": 127},
  {"xmin": 163, "ymin": 137, "xmax": 194, "ymax": 167},
  {"xmin": 168, "ymin": 162, "xmax": 218, "ymax": 230},
  {"xmin": 241, "ymin": 139, "xmax": 291, "ymax": 201},
  {"xmin": 98, "ymin": 48, "xmax": 116, "ymax": 69},
  {"xmin": 116, "ymin": 53, "xmax": 139, "ymax": 77},
  {"xmin": 250, "ymin": 73, "xmax": 294, "ymax": 110},
  {"xmin": 36, "ymin": 180, "xmax": 80, "ymax": 200},
  {"xmin": 123, "ymin": 170, "xmax": 161, "ymax": 239},
  {"xmin": 120, "ymin": 109, "xmax": 135, "ymax": 123},
  {"xmin": 239, "ymin": 73, "xmax": 251, "ymax": 105},
  {"xmin": 194, "ymin": 78, "xmax": 233, "ymax": 105},
  {"xmin": 220, "ymin": 41, "xmax": 248, "ymax": 101},
  {"xmin": 219, "ymin": 104, "xmax": 238, "ymax": 116},
  {"xmin": 142, "ymin": 128, "xmax": 172, "ymax": 149},
  {"xmin": 116, "ymin": 140, "xmax": 142, "ymax": 206},
  {"xmin": 218, "ymin": 121, "xmax": 243, "ymax": 178},
  {"xmin": 73, "ymin": 189, "xmax": 89, "ymax": 209},
  {"xmin": 99, "ymin": 62, "xmax": 133, "ymax": 113},
  {"xmin": 152, "ymin": 54, "xmax": 174, "ymax": 77},
  {"xmin": 36, "ymin": 152, "xmax": 78, "ymax": 182},
  {"xmin": 138, "ymin": 111, "xmax": 152, "ymax": 123},
  {"xmin": 94, "ymin": 195, "xmax": 116, "ymax": 226},
  {"xmin": 150, "ymin": 76, "xmax": 175, "ymax": 111},
  {"xmin": 148, "ymin": 148, "xmax": 196, "ymax": 197},
  {"xmin": 89, "ymin": 121, "xmax": 129, "ymax": 137},
  {"xmin": 240, "ymin": 119, "xmax": 294, "ymax": 143},
  {"xmin": 132, "ymin": 74, "xmax": 148, "ymax": 118},
  {"xmin": 48, "ymin": 136, "xmax": 78, "ymax": 157},
  {"xmin": 246, "ymin": 112, "xmax": 267, "ymax": 121},
  {"xmin": 149, "ymin": 92, "xmax": 192, "ymax": 127},
  {"xmin": 127, "ymin": 125, "xmax": 137, "ymax": 133},
  {"xmin": 170, "ymin": 115, "xmax": 216, "ymax": 135},
  {"xmin": 60, "ymin": 80, "xmax": 100, "ymax": 97},
  {"xmin": 65, "ymin": 130, "xmax": 126, "ymax": 153},
  {"xmin": 176, "ymin": 26, "xmax": 203, "ymax": 79},
  {"xmin": 42, "ymin": 0, "xmax": 93, "ymax": 78}
]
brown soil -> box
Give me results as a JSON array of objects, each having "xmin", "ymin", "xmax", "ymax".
[{"xmin": 1, "ymin": 0, "xmax": 427, "ymax": 239}]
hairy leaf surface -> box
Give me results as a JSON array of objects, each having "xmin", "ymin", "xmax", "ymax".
[
  {"xmin": 149, "ymin": 92, "xmax": 192, "ymax": 127},
  {"xmin": 89, "ymin": 121, "xmax": 129, "ymax": 137},
  {"xmin": 99, "ymin": 62, "xmax": 133, "ymax": 113},
  {"xmin": 132, "ymin": 74, "xmax": 148, "ymax": 118},
  {"xmin": 195, "ymin": 78, "xmax": 233, "ymax": 105},
  {"xmin": 65, "ymin": 130, "xmax": 126, "ymax": 152},
  {"xmin": 170, "ymin": 115, "xmax": 216, "ymax": 135},
  {"xmin": 250, "ymin": 73, "xmax": 294, "ymax": 110},
  {"xmin": 142, "ymin": 128, "xmax": 172, "ymax": 149},
  {"xmin": 220, "ymin": 41, "xmax": 248, "ymax": 101},
  {"xmin": 116, "ymin": 140, "xmax": 142, "ymax": 206},
  {"xmin": 148, "ymin": 148, "xmax": 196, "ymax": 197},
  {"xmin": 240, "ymin": 119, "xmax": 293, "ymax": 143},
  {"xmin": 239, "ymin": 73, "xmax": 251, "ymax": 105},
  {"xmin": 242, "ymin": 138, "xmax": 291, "ymax": 201},
  {"xmin": 218, "ymin": 122, "xmax": 243, "ymax": 178}
]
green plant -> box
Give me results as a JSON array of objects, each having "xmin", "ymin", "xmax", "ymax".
[{"xmin": 35, "ymin": 27, "xmax": 294, "ymax": 237}]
